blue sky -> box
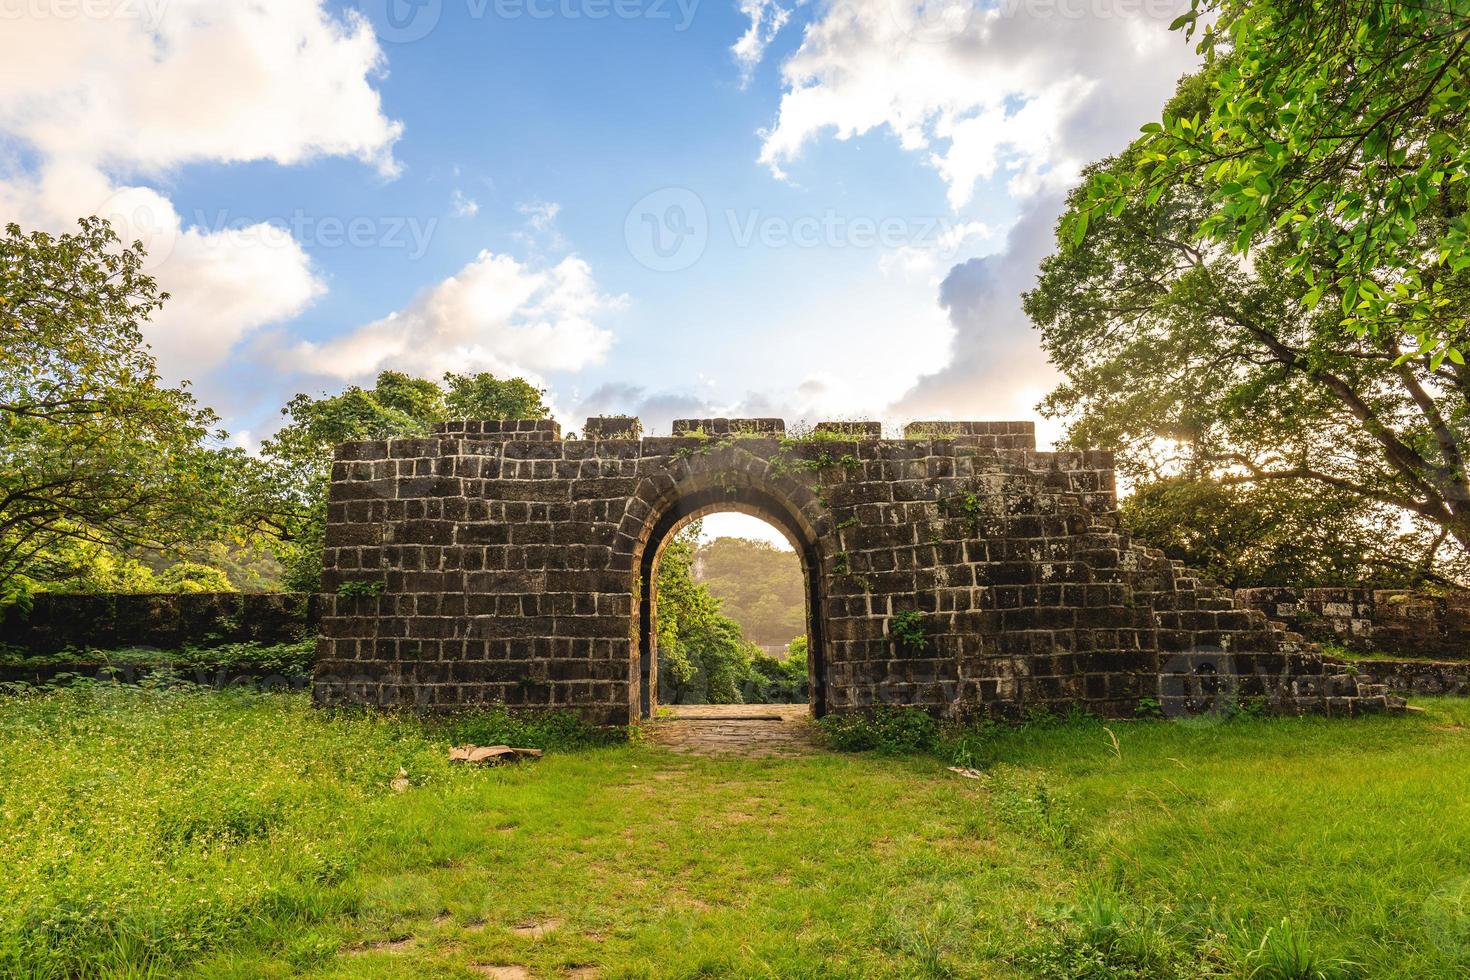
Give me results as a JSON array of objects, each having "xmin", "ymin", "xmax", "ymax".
[{"xmin": 0, "ymin": 0, "xmax": 1199, "ymax": 545}]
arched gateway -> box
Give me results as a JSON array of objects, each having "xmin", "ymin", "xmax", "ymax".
[{"xmin": 314, "ymin": 417, "xmax": 1399, "ymax": 723}]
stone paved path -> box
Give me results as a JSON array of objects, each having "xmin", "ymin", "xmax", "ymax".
[{"xmin": 646, "ymin": 703, "xmax": 820, "ymax": 757}]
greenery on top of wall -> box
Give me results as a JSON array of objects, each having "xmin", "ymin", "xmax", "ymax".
[{"xmin": 0, "ymin": 639, "xmax": 317, "ymax": 675}]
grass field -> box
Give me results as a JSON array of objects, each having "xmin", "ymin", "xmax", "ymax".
[{"xmin": 3, "ymin": 686, "xmax": 1470, "ymax": 978}]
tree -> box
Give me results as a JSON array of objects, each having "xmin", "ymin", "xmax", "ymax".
[
  {"xmin": 444, "ymin": 372, "xmax": 548, "ymax": 421},
  {"xmin": 745, "ymin": 636, "xmax": 809, "ymax": 705},
  {"xmin": 253, "ymin": 371, "xmax": 550, "ymax": 592},
  {"xmin": 1073, "ymin": 0, "xmax": 1470, "ymax": 361},
  {"xmin": 0, "ymin": 219, "xmax": 234, "ymax": 603},
  {"xmin": 655, "ymin": 524, "xmax": 763, "ymax": 704},
  {"xmin": 1029, "ymin": 68, "xmax": 1470, "ymax": 584},
  {"xmin": 694, "ymin": 536, "xmax": 806, "ymax": 647},
  {"xmin": 155, "ymin": 560, "xmax": 235, "ymax": 594},
  {"xmin": 1119, "ymin": 476, "xmax": 1435, "ymax": 587}
]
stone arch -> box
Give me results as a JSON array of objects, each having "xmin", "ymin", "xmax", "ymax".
[{"xmin": 620, "ymin": 445, "xmax": 835, "ymax": 720}]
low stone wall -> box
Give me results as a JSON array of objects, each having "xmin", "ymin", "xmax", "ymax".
[
  {"xmin": 0, "ymin": 592, "xmax": 317, "ymax": 655},
  {"xmin": 1235, "ymin": 587, "xmax": 1470, "ymax": 660},
  {"xmin": 1350, "ymin": 659, "xmax": 1470, "ymax": 697}
]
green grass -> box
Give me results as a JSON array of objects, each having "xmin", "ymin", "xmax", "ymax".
[
  {"xmin": 1318, "ymin": 640, "xmax": 1469, "ymax": 665},
  {"xmin": 3, "ymin": 687, "xmax": 1470, "ymax": 977}
]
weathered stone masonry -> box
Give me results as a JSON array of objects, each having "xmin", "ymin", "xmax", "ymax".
[{"xmin": 314, "ymin": 418, "xmax": 1400, "ymax": 723}]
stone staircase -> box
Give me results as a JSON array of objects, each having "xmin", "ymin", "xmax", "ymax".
[{"xmin": 1101, "ymin": 527, "xmax": 1404, "ymax": 716}]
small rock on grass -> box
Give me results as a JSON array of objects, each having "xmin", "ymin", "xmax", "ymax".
[{"xmin": 511, "ymin": 918, "xmax": 562, "ymax": 938}]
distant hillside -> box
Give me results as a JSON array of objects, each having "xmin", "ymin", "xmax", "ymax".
[{"xmin": 695, "ymin": 537, "xmax": 805, "ymax": 649}]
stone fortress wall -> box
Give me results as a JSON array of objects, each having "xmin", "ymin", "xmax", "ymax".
[{"xmin": 313, "ymin": 417, "xmax": 1401, "ymax": 723}]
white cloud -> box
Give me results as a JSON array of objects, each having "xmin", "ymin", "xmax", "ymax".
[
  {"xmin": 281, "ymin": 251, "xmax": 624, "ymax": 382},
  {"xmin": 758, "ymin": 0, "xmax": 1196, "ymax": 207},
  {"xmin": 512, "ymin": 200, "xmax": 567, "ymax": 253},
  {"xmin": 890, "ymin": 192, "xmax": 1067, "ymax": 436},
  {"xmin": 880, "ymin": 219, "xmax": 993, "ymax": 281},
  {"xmin": 0, "ymin": 0, "xmax": 401, "ymax": 177},
  {"xmin": 745, "ymin": 0, "xmax": 1200, "ymax": 427},
  {"xmin": 733, "ymin": 0, "xmax": 795, "ymax": 84},
  {"xmin": 0, "ymin": 0, "xmax": 403, "ymax": 382},
  {"xmin": 452, "ymin": 190, "xmax": 481, "ymax": 218},
  {"xmin": 0, "ymin": 165, "xmax": 326, "ymax": 380}
]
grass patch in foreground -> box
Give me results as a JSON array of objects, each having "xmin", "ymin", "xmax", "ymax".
[{"xmin": 2, "ymin": 688, "xmax": 1470, "ymax": 977}]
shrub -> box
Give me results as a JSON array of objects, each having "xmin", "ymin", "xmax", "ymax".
[
  {"xmin": 818, "ymin": 706, "xmax": 938, "ymax": 754},
  {"xmin": 741, "ymin": 648, "xmax": 808, "ymax": 704},
  {"xmin": 428, "ymin": 707, "xmax": 623, "ymax": 751},
  {"xmin": 0, "ymin": 640, "xmax": 317, "ymax": 677}
]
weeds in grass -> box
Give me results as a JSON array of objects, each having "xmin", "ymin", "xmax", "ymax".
[
  {"xmin": 984, "ymin": 765, "xmax": 1079, "ymax": 850},
  {"xmin": 1243, "ymin": 919, "xmax": 1361, "ymax": 979},
  {"xmin": 817, "ymin": 706, "xmax": 939, "ymax": 754},
  {"xmin": 426, "ymin": 706, "xmax": 622, "ymax": 751},
  {"xmin": 1016, "ymin": 889, "xmax": 1231, "ymax": 979}
]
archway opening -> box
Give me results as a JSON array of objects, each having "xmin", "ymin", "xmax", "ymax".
[{"xmin": 636, "ymin": 488, "xmax": 828, "ymax": 721}]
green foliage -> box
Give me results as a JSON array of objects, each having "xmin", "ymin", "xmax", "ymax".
[
  {"xmin": 743, "ymin": 641, "xmax": 809, "ymax": 704},
  {"xmin": 655, "ymin": 525, "xmax": 763, "ymax": 704},
  {"xmin": 336, "ymin": 579, "xmax": 385, "ymax": 599},
  {"xmin": 785, "ymin": 634, "xmax": 807, "ymax": 662},
  {"xmin": 1244, "ymin": 919, "xmax": 1361, "ymax": 980},
  {"xmin": 938, "ymin": 489, "xmax": 986, "ymax": 533},
  {"xmin": 817, "ymin": 706, "xmax": 939, "ymax": 754},
  {"xmin": 250, "ymin": 371, "xmax": 550, "ymax": 592},
  {"xmin": 154, "ymin": 560, "xmax": 234, "ymax": 594},
  {"xmin": 166, "ymin": 540, "xmax": 284, "ymax": 593},
  {"xmin": 888, "ymin": 610, "xmax": 929, "ymax": 652},
  {"xmin": 442, "ymin": 372, "xmax": 549, "ymax": 422},
  {"xmin": 1072, "ymin": 1, "xmax": 1470, "ymax": 362},
  {"xmin": 694, "ymin": 536, "xmax": 805, "ymax": 648},
  {"xmin": 1121, "ymin": 476, "xmax": 1429, "ymax": 587},
  {"xmin": 0, "ymin": 219, "xmax": 239, "ymax": 600},
  {"xmin": 1030, "ymin": 65, "xmax": 1470, "ymax": 582},
  {"xmin": 11, "ymin": 538, "xmax": 163, "ymax": 595},
  {"xmin": 0, "ymin": 639, "xmax": 317, "ymax": 675},
  {"xmin": 782, "ymin": 425, "xmax": 862, "ymax": 443}
]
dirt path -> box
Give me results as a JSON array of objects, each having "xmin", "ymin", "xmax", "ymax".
[{"xmin": 646, "ymin": 703, "xmax": 820, "ymax": 757}]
